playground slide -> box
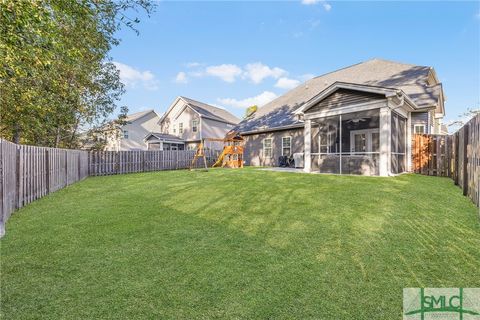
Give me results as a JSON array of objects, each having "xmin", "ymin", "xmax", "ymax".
[{"xmin": 212, "ymin": 148, "xmax": 227, "ymax": 167}]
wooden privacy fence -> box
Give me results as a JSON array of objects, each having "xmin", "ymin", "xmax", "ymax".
[
  {"xmin": 0, "ymin": 141, "xmax": 222, "ymax": 235},
  {"xmin": 0, "ymin": 139, "xmax": 89, "ymax": 235},
  {"xmin": 412, "ymin": 114, "xmax": 480, "ymax": 207},
  {"xmin": 88, "ymin": 149, "xmax": 221, "ymax": 176}
]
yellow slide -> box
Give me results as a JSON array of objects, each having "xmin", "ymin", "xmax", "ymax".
[{"xmin": 212, "ymin": 148, "xmax": 227, "ymax": 167}]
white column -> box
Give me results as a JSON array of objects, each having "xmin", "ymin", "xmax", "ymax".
[
  {"xmin": 304, "ymin": 119, "xmax": 312, "ymax": 172},
  {"xmin": 406, "ymin": 112, "xmax": 412, "ymax": 172},
  {"xmin": 379, "ymin": 107, "xmax": 391, "ymax": 176}
]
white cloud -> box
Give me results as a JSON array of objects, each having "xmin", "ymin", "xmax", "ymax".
[
  {"xmin": 185, "ymin": 62, "xmax": 204, "ymax": 68},
  {"xmin": 218, "ymin": 91, "xmax": 278, "ymax": 109},
  {"xmin": 174, "ymin": 71, "xmax": 188, "ymax": 84},
  {"xmin": 113, "ymin": 61, "xmax": 159, "ymax": 90},
  {"xmin": 275, "ymin": 77, "xmax": 301, "ymax": 90},
  {"xmin": 244, "ymin": 62, "xmax": 287, "ymax": 84},
  {"xmin": 301, "ymin": 0, "xmax": 331, "ymax": 11},
  {"xmin": 205, "ymin": 64, "xmax": 243, "ymax": 83}
]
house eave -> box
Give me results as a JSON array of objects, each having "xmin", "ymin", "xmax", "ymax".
[{"xmin": 240, "ymin": 123, "xmax": 304, "ymax": 136}]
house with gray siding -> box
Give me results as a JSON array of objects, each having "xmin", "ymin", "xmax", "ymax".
[
  {"xmin": 234, "ymin": 59, "xmax": 447, "ymax": 176},
  {"xmin": 100, "ymin": 109, "xmax": 162, "ymax": 151},
  {"xmin": 145, "ymin": 96, "xmax": 239, "ymax": 150}
]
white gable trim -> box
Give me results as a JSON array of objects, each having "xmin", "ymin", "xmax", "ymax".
[
  {"xmin": 172, "ymin": 104, "xmax": 201, "ymax": 121},
  {"xmin": 158, "ymin": 96, "xmax": 187, "ymax": 124},
  {"xmin": 294, "ymin": 82, "xmax": 419, "ymax": 115}
]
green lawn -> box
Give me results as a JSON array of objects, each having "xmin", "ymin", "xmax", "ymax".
[{"xmin": 1, "ymin": 168, "xmax": 479, "ymax": 319}]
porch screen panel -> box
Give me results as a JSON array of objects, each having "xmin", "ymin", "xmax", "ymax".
[{"xmin": 391, "ymin": 112, "xmax": 407, "ymax": 174}]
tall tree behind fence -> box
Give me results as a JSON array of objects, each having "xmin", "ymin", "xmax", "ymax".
[{"xmin": 412, "ymin": 114, "xmax": 480, "ymax": 207}]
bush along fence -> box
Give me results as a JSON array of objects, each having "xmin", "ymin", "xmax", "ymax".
[
  {"xmin": 412, "ymin": 114, "xmax": 480, "ymax": 207},
  {"xmin": 0, "ymin": 140, "xmax": 220, "ymax": 235}
]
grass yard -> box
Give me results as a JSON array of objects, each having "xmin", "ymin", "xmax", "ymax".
[{"xmin": 1, "ymin": 168, "xmax": 479, "ymax": 319}]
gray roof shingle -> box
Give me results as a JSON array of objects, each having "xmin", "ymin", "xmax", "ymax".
[
  {"xmin": 180, "ymin": 96, "xmax": 240, "ymax": 124},
  {"xmin": 146, "ymin": 132, "xmax": 184, "ymax": 142},
  {"xmin": 126, "ymin": 109, "xmax": 156, "ymax": 122},
  {"xmin": 235, "ymin": 59, "xmax": 443, "ymax": 133}
]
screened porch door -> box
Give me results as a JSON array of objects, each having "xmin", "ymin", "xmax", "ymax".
[{"xmin": 350, "ymin": 129, "xmax": 379, "ymax": 154}]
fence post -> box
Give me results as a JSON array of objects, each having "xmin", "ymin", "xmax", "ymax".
[
  {"xmin": 462, "ymin": 124, "xmax": 469, "ymax": 196},
  {"xmin": 116, "ymin": 151, "xmax": 120, "ymax": 174},
  {"xmin": 45, "ymin": 149, "xmax": 50, "ymax": 194},
  {"xmin": 77, "ymin": 152, "xmax": 81, "ymax": 180},
  {"xmin": 64, "ymin": 151, "xmax": 68, "ymax": 187},
  {"xmin": 87, "ymin": 152, "xmax": 91, "ymax": 176},
  {"xmin": 15, "ymin": 145, "xmax": 20, "ymax": 209}
]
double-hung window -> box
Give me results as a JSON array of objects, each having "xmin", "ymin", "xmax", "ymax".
[
  {"xmin": 192, "ymin": 119, "xmax": 198, "ymax": 132},
  {"xmin": 173, "ymin": 124, "xmax": 176, "ymax": 134},
  {"xmin": 414, "ymin": 124, "xmax": 426, "ymax": 134},
  {"xmin": 263, "ymin": 138, "xmax": 273, "ymax": 158},
  {"xmin": 123, "ymin": 130, "xmax": 129, "ymax": 139},
  {"xmin": 282, "ymin": 137, "xmax": 291, "ymax": 156},
  {"xmin": 179, "ymin": 123, "xmax": 184, "ymax": 134}
]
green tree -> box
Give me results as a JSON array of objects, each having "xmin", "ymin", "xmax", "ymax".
[
  {"xmin": 0, "ymin": 0, "xmax": 154, "ymax": 147},
  {"xmin": 245, "ymin": 105, "xmax": 258, "ymax": 118}
]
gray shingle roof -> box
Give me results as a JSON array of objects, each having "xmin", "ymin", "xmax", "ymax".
[
  {"xmin": 145, "ymin": 132, "xmax": 184, "ymax": 142},
  {"xmin": 235, "ymin": 59, "xmax": 443, "ymax": 133},
  {"xmin": 180, "ymin": 96, "xmax": 240, "ymax": 124},
  {"xmin": 126, "ymin": 109, "xmax": 156, "ymax": 122}
]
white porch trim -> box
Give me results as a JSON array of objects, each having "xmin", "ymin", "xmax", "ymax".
[
  {"xmin": 379, "ymin": 107, "xmax": 391, "ymax": 176},
  {"xmin": 304, "ymin": 119, "xmax": 312, "ymax": 172}
]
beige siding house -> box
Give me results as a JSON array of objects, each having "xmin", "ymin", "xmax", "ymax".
[
  {"xmin": 104, "ymin": 110, "xmax": 161, "ymax": 151},
  {"xmin": 235, "ymin": 59, "xmax": 447, "ymax": 176},
  {"xmin": 145, "ymin": 96, "xmax": 239, "ymax": 150}
]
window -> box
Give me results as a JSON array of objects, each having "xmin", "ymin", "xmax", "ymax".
[
  {"xmin": 173, "ymin": 124, "xmax": 176, "ymax": 134},
  {"xmin": 349, "ymin": 129, "xmax": 379, "ymax": 153},
  {"xmin": 192, "ymin": 119, "xmax": 198, "ymax": 132},
  {"xmin": 414, "ymin": 124, "xmax": 426, "ymax": 134},
  {"xmin": 123, "ymin": 130, "xmax": 129, "ymax": 139},
  {"xmin": 282, "ymin": 137, "xmax": 291, "ymax": 156},
  {"xmin": 179, "ymin": 123, "xmax": 183, "ymax": 134},
  {"xmin": 263, "ymin": 138, "xmax": 272, "ymax": 158},
  {"xmin": 319, "ymin": 126, "xmax": 337, "ymax": 154}
]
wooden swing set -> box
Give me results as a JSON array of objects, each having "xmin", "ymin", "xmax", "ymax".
[{"xmin": 189, "ymin": 134, "xmax": 244, "ymax": 171}]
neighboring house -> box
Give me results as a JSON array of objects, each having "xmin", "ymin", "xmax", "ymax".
[
  {"xmin": 234, "ymin": 58, "xmax": 447, "ymax": 176},
  {"xmin": 144, "ymin": 96, "xmax": 240, "ymax": 150},
  {"xmin": 103, "ymin": 110, "xmax": 161, "ymax": 151}
]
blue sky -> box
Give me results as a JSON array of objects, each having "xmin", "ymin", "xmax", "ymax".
[{"xmin": 111, "ymin": 1, "xmax": 480, "ymax": 124}]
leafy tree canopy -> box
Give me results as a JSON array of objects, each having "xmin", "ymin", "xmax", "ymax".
[{"xmin": 0, "ymin": 0, "xmax": 154, "ymax": 147}]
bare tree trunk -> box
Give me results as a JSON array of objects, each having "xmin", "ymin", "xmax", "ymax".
[
  {"xmin": 54, "ymin": 127, "xmax": 61, "ymax": 148},
  {"xmin": 13, "ymin": 123, "xmax": 20, "ymax": 144},
  {"xmin": 68, "ymin": 118, "xmax": 81, "ymax": 148}
]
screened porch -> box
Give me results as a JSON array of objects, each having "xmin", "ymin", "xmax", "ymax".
[{"xmin": 305, "ymin": 109, "xmax": 407, "ymax": 176}]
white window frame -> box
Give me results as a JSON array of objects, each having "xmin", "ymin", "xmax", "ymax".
[
  {"xmin": 192, "ymin": 119, "xmax": 198, "ymax": 132},
  {"xmin": 349, "ymin": 128, "xmax": 379, "ymax": 154},
  {"xmin": 123, "ymin": 130, "xmax": 129, "ymax": 139},
  {"xmin": 414, "ymin": 124, "xmax": 426, "ymax": 134},
  {"xmin": 179, "ymin": 123, "xmax": 183, "ymax": 134},
  {"xmin": 263, "ymin": 138, "xmax": 273, "ymax": 158},
  {"xmin": 318, "ymin": 126, "xmax": 337, "ymax": 154},
  {"xmin": 282, "ymin": 136, "xmax": 292, "ymax": 156},
  {"xmin": 173, "ymin": 124, "xmax": 176, "ymax": 134}
]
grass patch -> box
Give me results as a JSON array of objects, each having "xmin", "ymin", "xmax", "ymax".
[{"xmin": 1, "ymin": 168, "xmax": 479, "ymax": 319}]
